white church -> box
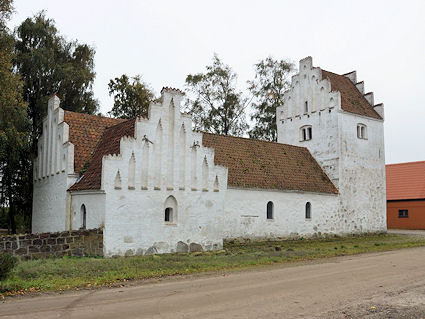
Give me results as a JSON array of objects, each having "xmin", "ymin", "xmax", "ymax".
[{"xmin": 32, "ymin": 57, "xmax": 387, "ymax": 256}]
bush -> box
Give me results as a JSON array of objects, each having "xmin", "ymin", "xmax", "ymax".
[{"xmin": 0, "ymin": 252, "xmax": 17, "ymax": 280}]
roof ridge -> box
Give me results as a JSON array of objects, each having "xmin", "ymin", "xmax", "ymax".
[
  {"xmin": 200, "ymin": 131, "xmax": 308, "ymax": 150},
  {"xmin": 386, "ymin": 160, "xmax": 425, "ymax": 166}
]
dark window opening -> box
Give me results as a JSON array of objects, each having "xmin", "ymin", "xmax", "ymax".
[
  {"xmin": 300, "ymin": 126, "xmax": 312, "ymax": 141},
  {"xmin": 267, "ymin": 201, "xmax": 274, "ymax": 219},
  {"xmin": 305, "ymin": 202, "xmax": 311, "ymax": 219},
  {"xmin": 165, "ymin": 207, "xmax": 173, "ymax": 222},
  {"xmin": 304, "ymin": 101, "xmax": 308, "ymax": 113},
  {"xmin": 398, "ymin": 210, "xmax": 408, "ymax": 218},
  {"xmin": 81, "ymin": 204, "xmax": 86, "ymax": 229}
]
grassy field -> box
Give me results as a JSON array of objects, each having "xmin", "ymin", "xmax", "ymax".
[{"xmin": 1, "ymin": 233, "xmax": 425, "ymax": 295}]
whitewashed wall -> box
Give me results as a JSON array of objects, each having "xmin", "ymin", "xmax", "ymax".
[
  {"xmin": 70, "ymin": 192, "xmax": 106, "ymax": 230},
  {"xmin": 277, "ymin": 56, "xmax": 386, "ymax": 234},
  {"xmin": 101, "ymin": 90, "xmax": 228, "ymax": 256},
  {"xmin": 32, "ymin": 96, "xmax": 77, "ymax": 233},
  {"xmin": 223, "ymin": 188, "xmax": 339, "ymax": 239},
  {"xmin": 337, "ymin": 112, "xmax": 386, "ymax": 232}
]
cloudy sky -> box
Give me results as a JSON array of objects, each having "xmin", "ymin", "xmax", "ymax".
[{"xmin": 8, "ymin": 0, "xmax": 425, "ymax": 164}]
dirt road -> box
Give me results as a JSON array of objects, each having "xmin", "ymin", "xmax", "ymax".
[{"xmin": 2, "ymin": 247, "xmax": 425, "ymax": 319}]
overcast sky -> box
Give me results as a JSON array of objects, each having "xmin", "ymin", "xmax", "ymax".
[{"xmin": 8, "ymin": 0, "xmax": 425, "ymax": 164}]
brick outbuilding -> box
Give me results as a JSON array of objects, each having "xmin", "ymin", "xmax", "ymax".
[{"xmin": 386, "ymin": 161, "xmax": 425, "ymax": 229}]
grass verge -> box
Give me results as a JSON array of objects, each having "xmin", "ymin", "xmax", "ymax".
[{"xmin": 1, "ymin": 233, "xmax": 425, "ymax": 296}]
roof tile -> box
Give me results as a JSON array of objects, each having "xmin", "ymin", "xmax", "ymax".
[
  {"xmin": 386, "ymin": 161, "xmax": 425, "ymax": 200},
  {"xmin": 64, "ymin": 111, "xmax": 125, "ymax": 173},
  {"xmin": 202, "ymin": 133, "xmax": 338, "ymax": 194},
  {"xmin": 321, "ymin": 70, "xmax": 382, "ymax": 120}
]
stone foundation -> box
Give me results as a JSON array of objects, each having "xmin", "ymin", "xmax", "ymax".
[{"xmin": 0, "ymin": 228, "xmax": 103, "ymax": 260}]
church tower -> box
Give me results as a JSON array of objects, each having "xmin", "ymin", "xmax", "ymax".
[{"xmin": 277, "ymin": 57, "xmax": 386, "ymax": 233}]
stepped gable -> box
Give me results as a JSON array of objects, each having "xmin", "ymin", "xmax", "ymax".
[
  {"xmin": 386, "ymin": 161, "xmax": 425, "ymax": 200},
  {"xmin": 64, "ymin": 111, "xmax": 125, "ymax": 173},
  {"xmin": 321, "ymin": 70, "xmax": 382, "ymax": 120},
  {"xmin": 202, "ymin": 133, "xmax": 338, "ymax": 194},
  {"xmin": 69, "ymin": 119, "xmax": 136, "ymax": 191}
]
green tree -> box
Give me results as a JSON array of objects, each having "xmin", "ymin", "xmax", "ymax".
[
  {"xmin": 14, "ymin": 11, "xmax": 99, "ymax": 150},
  {"xmin": 0, "ymin": 0, "xmax": 31, "ymax": 233},
  {"xmin": 108, "ymin": 74, "xmax": 154, "ymax": 119},
  {"xmin": 0, "ymin": 0, "xmax": 13, "ymax": 27},
  {"xmin": 185, "ymin": 55, "xmax": 248, "ymax": 136},
  {"xmin": 248, "ymin": 57, "xmax": 294, "ymax": 141}
]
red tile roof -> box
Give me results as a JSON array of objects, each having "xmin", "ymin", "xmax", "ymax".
[
  {"xmin": 66, "ymin": 115, "xmax": 337, "ymax": 194},
  {"xmin": 321, "ymin": 70, "xmax": 382, "ymax": 120},
  {"xmin": 69, "ymin": 119, "xmax": 136, "ymax": 191},
  {"xmin": 386, "ymin": 161, "xmax": 425, "ymax": 200},
  {"xmin": 202, "ymin": 133, "xmax": 338, "ymax": 194},
  {"xmin": 64, "ymin": 111, "xmax": 125, "ymax": 173}
]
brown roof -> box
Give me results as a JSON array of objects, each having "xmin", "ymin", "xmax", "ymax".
[
  {"xmin": 64, "ymin": 111, "xmax": 125, "ymax": 173},
  {"xmin": 202, "ymin": 133, "xmax": 338, "ymax": 194},
  {"xmin": 69, "ymin": 119, "xmax": 136, "ymax": 191},
  {"xmin": 386, "ymin": 161, "xmax": 425, "ymax": 200},
  {"xmin": 321, "ymin": 70, "xmax": 382, "ymax": 120}
]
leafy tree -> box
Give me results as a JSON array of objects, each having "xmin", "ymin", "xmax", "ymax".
[
  {"xmin": 108, "ymin": 74, "xmax": 154, "ymax": 119},
  {"xmin": 0, "ymin": 0, "xmax": 31, "ymax": 233},
  {"xmin": 14, "ymin": 11, "xmax": 99, "ymax": 151},
  {"xmin": 248, "ymin": 57, "xmax": 294, "ymax": 141},
  {"xmin": 185, "ymin": 55, "xmax": 248, "ymax": 136},
  {"xmin": 0, "ymin": 0, "xmax": 13, "ymax": 27}
]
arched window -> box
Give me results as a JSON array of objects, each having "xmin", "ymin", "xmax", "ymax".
[
  {"xmin": 266, "ymin": 201, "xmax": 274, "ymax": 219},
  {"xmin": 357, "ymin": 123, "xmax": 367, "ymax": 139},
  {"xmin": 300, "ymin": 125, "xmax": 312, "ymax": 141},
  {"xmin": 164, "ymin": 195, "xmax": 177, "ymax": 224},
  {"xmin": 305, "ymin": 202, "xmax": 311, "ymax": 219},
  {"xmin": 80, "ymin": 204, "xmax": 87, "ymax": 229}
]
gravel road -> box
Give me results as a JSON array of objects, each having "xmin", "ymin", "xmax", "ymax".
[{"xmin": 2, "ymin": 247, "xmax": 425, "ymax": 318}]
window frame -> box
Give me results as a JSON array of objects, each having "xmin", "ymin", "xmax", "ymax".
[
  {"xmin": 305, "ymin": 202, "xmax": 311, "ymax": 220},
  {"xmin": 398, "ymin": 209, "xmax": 408, "ymax": 218},
  {"xmin": 266, "ymin": 201, "xmax": 274, "ymax": 220},
  {"xmin": 357, "ymin": 123, "xmax": 368, "ymax": 140},
  {"xmin": 300, "ymin": 125, "xmax": 312, "ymax": 142},
  {"xmin": 165, "ymin": 207, "xmax": 173, "ymax": 222}
]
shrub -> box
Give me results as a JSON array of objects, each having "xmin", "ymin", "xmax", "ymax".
[{"xmin": 0, "ymin": 252, "xmax": 17, "ymax": 280}]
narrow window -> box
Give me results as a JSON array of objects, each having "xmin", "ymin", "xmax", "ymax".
[
  {"xmin": 398, "ymin": 210, "xmax": 408, "ymax": 218},
  {"xmin": 305, "ymin": 202, "xmax": 311, "ymax": 219},
  {"xmin": 164, "ymin": 195, "xmax": 178, "ymax": 224},
  {"xmin": 266, "ymin": 201, "xmax": 274, "ymax": 219},
  {"xmin": 307, "ymin": 127, "xmax": 312, "ymax": 139},
  {"xmin": 165, "ymin": 207, "xmax": 172, "ymax": 222},
  {"xmin": 357, "ymin": 124, "xmax": 367, "ymax": 139},
  {"xmin": 80, "ymin": 204, "xmax": 87, "ymax": 229},
  {"xmin": 304, "ymin": 101, "xmax": 308, "ymax": 113}
]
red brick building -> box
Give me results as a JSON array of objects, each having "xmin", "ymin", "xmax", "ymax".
[{"xmin": 386, "ymin": 161, "xmax": 425, "ymax": 229}]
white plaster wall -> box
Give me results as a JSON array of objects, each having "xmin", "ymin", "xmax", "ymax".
[
  {"xmin": 277, "ymin": 109, "xmax": 340, "ymax": 186},
  {"xmin": 32, "ymin": 96, "xmax": 76, "ymax": 233},
  {"xmin": 223, "ymin": 188, "xmax": 340, "ymax": 239},
  {"xmin": 277, "ymin": 56, "xmax": 386, "ymax": 235},
  {"xmin": 101, "ymin": 90, "xmax": 228, "ymax": 256},
  {"xmin": 337, "ymin": 111, "xmax": 386, "ymax": 232},
  {"xmin": 70, "ymin": 192, "xmax": 106, "ymax": 230}
]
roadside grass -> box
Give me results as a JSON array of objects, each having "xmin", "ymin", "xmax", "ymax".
[{"xmin": 1, "ymin": 233, "xmax": 425, "ymax": 295}]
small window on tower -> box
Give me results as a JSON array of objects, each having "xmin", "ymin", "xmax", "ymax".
[
  {"xmin": 300, "ymin": 125, "xmax": 312, "ymax": 142},
  {"xmin": 304, "ymin": 101, "xmax": 308, "ymax": 113},
  {"xmin": 357, "ymin": 124, "xmax": 367, "ymax": 139}
]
